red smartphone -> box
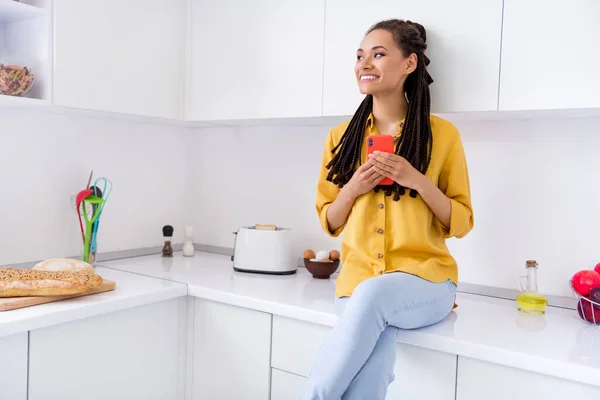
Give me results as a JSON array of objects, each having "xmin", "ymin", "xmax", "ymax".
[{"xmin": 367, "ymin": 135, "xmax": 394, "ymax": 185}]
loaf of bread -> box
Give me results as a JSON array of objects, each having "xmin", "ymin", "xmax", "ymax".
[
  {"xmin": 0, "ymin": 268, "xmax": 103, "ymax": 297},
  {"xmin": 32, "ymin": 258, "xmax": 95, "ymax": 275}
]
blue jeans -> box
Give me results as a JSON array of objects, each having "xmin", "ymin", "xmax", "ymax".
[{"xmin": 300, "ymin": 271, "xmax": 456, "ymax": 400}]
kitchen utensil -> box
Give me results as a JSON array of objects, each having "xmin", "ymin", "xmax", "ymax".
[
  {"xmin": 0, "ymin": 280, "xmax": 116, "ymax": 312},
  {"xmin": 81, "ymin": 195, "xmax": 105, "ymax": 263},
  {"xmin": 231, "ymin": 224, "xmax": 296, "ymax": 275},
  {"xmin": 89, "ymin": 177, "xmax": 112, "ymax": 259},
  {"xmin": 87, "ymin": 185, "xmax": 102, "ymax": 264},
  {"xmin": 86, "ymin": 170, "xmax": 93, "ymax": 189},
  {"xmin": 75, "ymin": 189, "xmax": 94, "ymax": 244}
]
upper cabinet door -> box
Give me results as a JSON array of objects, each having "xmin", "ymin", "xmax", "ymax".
[
  {"xmin": 187, "ymin": 0, "xmax": 325, "ymax": 121},
  {"xmin": 53, "ymin": 0, "xmax": 185, "ymax": 119},
  {"xmin": 322, "ymin": 0, "xmax": 503, "ymax": 116},
  {"xmin": 499, "ymin": 0, "xmax": 600, "ymax": 111}
]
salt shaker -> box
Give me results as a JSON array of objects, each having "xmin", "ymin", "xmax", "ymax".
[
  {"xmin": 162, "ymin": 225, "xmax": 174, "ymax": 257},
  {"xmin": 183, "ymin": 225, "xmax": 195, "ymax": 257}
]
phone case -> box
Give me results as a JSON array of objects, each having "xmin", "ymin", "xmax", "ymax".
[{"xmin": 366, "ymin": 135, "xmax": 394, "ymax": 185}]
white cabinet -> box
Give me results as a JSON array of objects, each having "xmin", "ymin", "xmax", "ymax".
[
  {"xmin": 457, "ymin": 357, "xmax": 600, "ymax": 399},
  {"xmin": 29, "ymin": 299, "xmax": 184, "ymax": 400},
  {"xmin": 0, "ymin": 332, "xmax": 28, "ymax": 400},
  {"xmin": 271, "ymin": 315, "xmax": 456, "ymax": 399},
  {"xmin": 187, "ymin": 0, "xmax": 325, "ymax": 121},
  {"xmin": 53, "ymin": 0, "xmax": 185, "ymax": 119},
  {"xmin": 322, "ymin": 0, "xmax": 503, "ymax": 116},
  {"xmin": 192, "ymin": 298, "xmax": 272, "ymax": 400},
  {"xmin": 271, "ymin": 369, "xmax": 307, "ymax": 400},
  {"xmin": 386, "ymin": 344, "xmax": 456, "ymax": 400},
  {"xmin": 499, "ymin": 0, "xmax": 600, "ymax": 111}
]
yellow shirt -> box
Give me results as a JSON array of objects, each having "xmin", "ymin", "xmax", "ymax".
[{"xmin": 316, "ymin": 113, "xmax": 474, "ymax": 298}]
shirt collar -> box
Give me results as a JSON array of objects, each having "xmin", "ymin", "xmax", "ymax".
[{"xmin": 366, "ymin": 112, "xmax": 405, "ymax": 138}]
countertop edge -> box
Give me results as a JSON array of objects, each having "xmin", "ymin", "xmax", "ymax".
[{"xmin": 0, "ymin": 286, "xmax": 188, "ymax": 338}]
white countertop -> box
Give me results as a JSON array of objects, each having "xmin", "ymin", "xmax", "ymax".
[
  {"xmin": 102, "ymin": 251, "xmax": 600, "ymax": 388},
  {"xmin": 0, "ymin": 266, "xmax": 187, "ymax": 338}
]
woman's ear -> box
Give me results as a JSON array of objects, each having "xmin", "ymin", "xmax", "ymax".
[{"xmin": 404, "ymin": 53, "xmax": 418, "ymax": 75}]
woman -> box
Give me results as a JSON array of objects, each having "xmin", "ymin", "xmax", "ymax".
[{"xmin": 301, "ymin": 19, "xmax": 474, "ymax": 400}]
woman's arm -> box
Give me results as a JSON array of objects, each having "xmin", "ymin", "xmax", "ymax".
[
  {"xmin": 415, "ymin": 178, "xmax": 451, "ymax": 228},
  {"xmin": 325, "ymin": 187, "xmax": 357, "ymax": 232}
]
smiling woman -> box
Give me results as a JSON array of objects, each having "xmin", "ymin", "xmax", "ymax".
[{"xmin": 302, "ymin": 19, "xmax": 475, "ymax": 400}]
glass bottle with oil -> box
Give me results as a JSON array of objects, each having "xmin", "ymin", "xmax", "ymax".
[{"xmin": 516, "ymin": 260, "xmax": 548, "ymax": 315}]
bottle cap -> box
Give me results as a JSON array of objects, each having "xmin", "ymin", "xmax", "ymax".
[{"xmin": 526, "ymin": 260, "xmax": 538, "ymax": 268}]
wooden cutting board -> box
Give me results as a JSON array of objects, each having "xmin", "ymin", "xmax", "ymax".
[{"xmin": 0, "ymin": 280, "xmax": 116, "ymax": 311}]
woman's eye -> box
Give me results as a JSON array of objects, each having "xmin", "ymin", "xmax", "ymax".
[
  {"xmin": 374, "ymin": 53, "xmax": 385, "ymax": 58},
  {"xmin": 356, "ymin": 55, "xmax": 364, "ymax": 60}
]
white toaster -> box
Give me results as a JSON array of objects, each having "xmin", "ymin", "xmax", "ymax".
[{"xmin": 231, "ymin": 225, "xmax": 297, "ymax": 275}]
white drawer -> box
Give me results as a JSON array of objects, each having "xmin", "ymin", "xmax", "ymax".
[
  {"xmin": 271, "ymin": 315, "xmax": 457, "ymax": 400},
  {"xmin": 271, "ymin": 369, "xmax": 307, "ymax": 400},
  {"xmin": 271, "ymin": 315, "xmax": 331, "ymax": 377}
]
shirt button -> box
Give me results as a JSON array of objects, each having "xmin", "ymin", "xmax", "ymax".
[
  {"xmin": 379, "ymin": 270, "xmax": 384, "ymax": 275},
  {"xmin": 377, "ymin": 253, "xmax": 383, "ymax": 259},
  {"xmin": 377, "ymin": 229, "xmax": 383, "ymax": 234},
  {"xmin": 378, "ymin": 204, "xmax": 384, "ymax": 209}
]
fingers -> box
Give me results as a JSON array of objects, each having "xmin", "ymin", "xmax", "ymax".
[
  {"xmin": 369, "ymin": 153, "xmax": 399, "ymax": 168},
  {"xmin": 371, "ymin": 161, "xmax": 395, "ymax": 176}
]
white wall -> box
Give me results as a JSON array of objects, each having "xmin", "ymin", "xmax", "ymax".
[
  {"xmin": 0, "ymin": 109, "xmax": 189, "ymax": 266},
  {"xmin": 190, "ymin": 116, "xmax": 600, "ymax": 297}
]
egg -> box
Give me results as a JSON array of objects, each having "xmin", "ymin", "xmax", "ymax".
[
  {"xmin": 321, "ymin": 258, "xmax": 332, "ymax": 263},
  {"xmin": 315, "ymin": 250, "xmax": 329, "ymax": 261},
  {"xmin": 329, "ymin": 250, "xmax": 340, "ymax": 261},
  {"xmin": 303, "ymin": 249, "xmax": 316, "ymax": 259}
]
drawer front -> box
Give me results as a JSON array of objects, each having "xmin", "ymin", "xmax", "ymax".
[
  {"xmin": 272, "ymin": 315, "xmax": 457, "ymax": 399},
  {"xmin": 271, "ymin": 369, "xmax": 307, "ymax": 400},
  {"xmin": 271, "ymin": 315, "xmax": 331, "ymax": 377}
]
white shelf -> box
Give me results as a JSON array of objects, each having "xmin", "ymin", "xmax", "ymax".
[
  {"xmin": 0, "ymin": 93, "xmax": 48, "ymax": 107},
  {"xmin": 0, "ymin": 1, "xmax": 46, "ymax": 23}
]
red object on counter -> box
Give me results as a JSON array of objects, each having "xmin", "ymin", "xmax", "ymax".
[
  {"xmin": 571, "ymin": 270, "xmax": 600, "ymax": 296},
  {"xmin": 594, "ymin": 262, "xmax": 600, "ymax": 275},
  {"xmin": 577, "ymin": 299, "xmax": 600, "ymax": 325}
]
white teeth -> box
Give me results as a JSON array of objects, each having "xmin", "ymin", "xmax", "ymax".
[{"xmin": 361, "ymin": 75, "xmax": 378, "ymax": 81}]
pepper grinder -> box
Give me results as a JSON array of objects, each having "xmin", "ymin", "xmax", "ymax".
[
  {"xmin": 183, "ymin": 225, "xmax": 195, "ymax": 257},
  {"xmin": 162, "ymin": 225, "xmax": 174, "ymax": 257}
]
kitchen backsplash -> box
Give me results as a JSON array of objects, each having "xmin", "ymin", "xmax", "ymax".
[
  {"xmin": 2, "ymin": 107, "xmax": 599, "ymax": 298},
  {"xmin": 0, "ymin": 109, "xmax": 189, "ymax": 266},
  {"xmin": 190, "ymin": 116, "xmax": 600, "ymax": 297}
]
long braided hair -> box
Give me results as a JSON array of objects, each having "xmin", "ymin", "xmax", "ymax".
[{"xmin": 325, "ymin": 19, "xmax": 434, "ymax": 201}]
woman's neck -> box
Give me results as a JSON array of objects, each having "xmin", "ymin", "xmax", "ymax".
[{"xmin": 372, "ymin": 91, "xmax": 408, "ymax": 135}]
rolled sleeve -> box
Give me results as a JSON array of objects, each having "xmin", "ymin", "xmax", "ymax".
[
  {"xmin": 316, "ymin": 128, "xmax": 344, "ymax": 237},
  {"xmin": 435, "ymin": 133, "xmax": 474, "ymax": 239}
]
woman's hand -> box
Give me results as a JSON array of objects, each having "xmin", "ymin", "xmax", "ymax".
[
  {"xmin": 367, "ymin": 151, "xmax": 425, "ymax": 190},
  {"xmin": 343, "ymin": 162, "xmax": 385, "ymax": 199},
  {"xmin": 325, "ymin": 163, "xmax": 384, "ymax": 233}
]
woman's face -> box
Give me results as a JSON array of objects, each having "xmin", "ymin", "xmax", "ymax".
[{"xmin": 355, "ymin": 29, "xmax": 416, "ymax": 96}]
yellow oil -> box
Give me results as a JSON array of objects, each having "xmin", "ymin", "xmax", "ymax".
[{"xmin": 516, "ymin": 291, "xmax": 548, "ymax": 315}]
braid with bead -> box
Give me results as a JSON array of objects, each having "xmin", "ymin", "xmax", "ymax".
[{"xmin": 325, "ymin": 19, "xmax": 434, "ymax": 201}]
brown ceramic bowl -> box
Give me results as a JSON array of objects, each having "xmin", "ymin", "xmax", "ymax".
[{"xmin": 303, "ymin": 259, "xmax": 340, "ymax": 279}]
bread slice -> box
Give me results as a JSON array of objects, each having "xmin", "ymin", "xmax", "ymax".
[{"xmin": 0, "ymin": 268, "xmax": 103, "ymax": 297}]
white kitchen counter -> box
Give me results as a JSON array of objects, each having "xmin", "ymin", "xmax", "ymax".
[
  {"xmin": 0, "ymin": 266, "xmax": 188, "ymax": 338},
  {"xmin": 102, "ymin": 251, "xmax": 600, "ymax": 389}
]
